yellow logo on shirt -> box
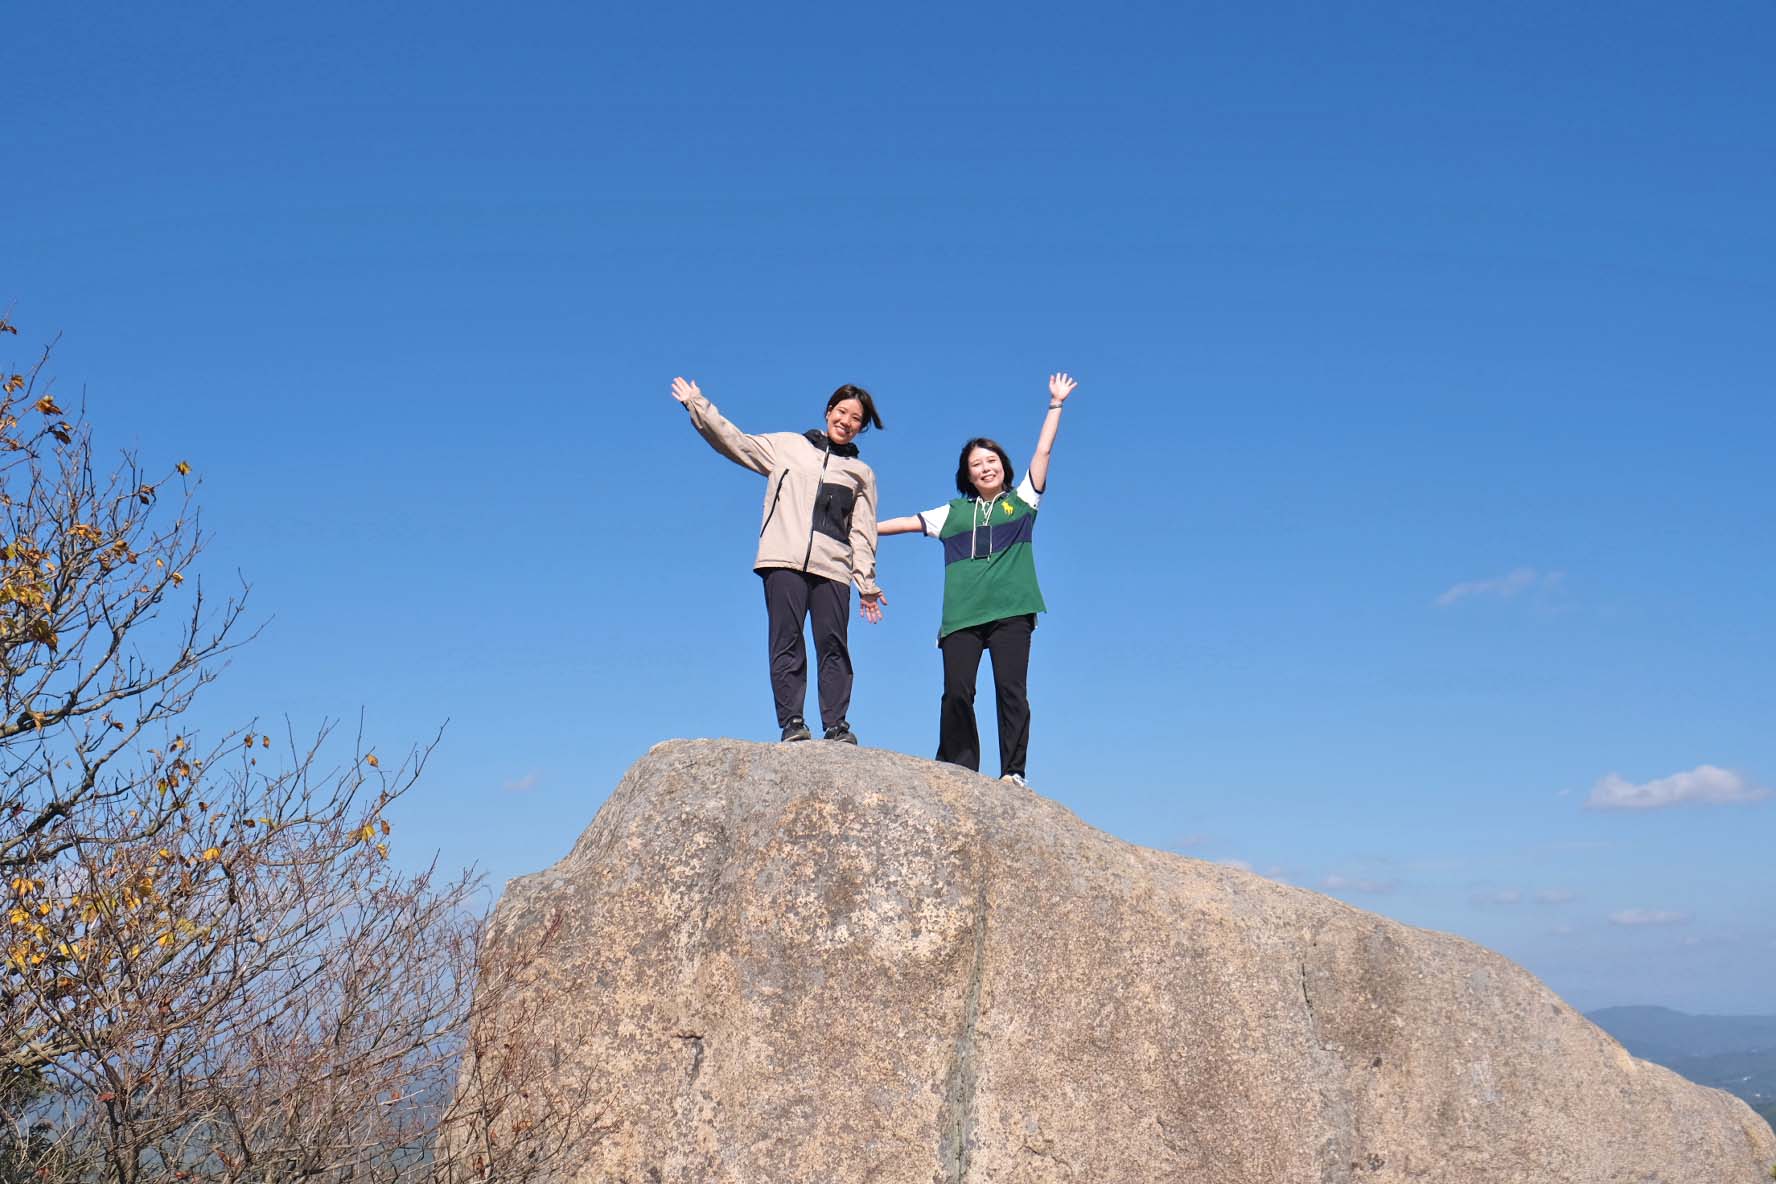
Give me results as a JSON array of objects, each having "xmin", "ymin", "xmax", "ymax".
[{"xmin": 1002, "ymin": 502, "xmax": 1013, "ymax": 516}]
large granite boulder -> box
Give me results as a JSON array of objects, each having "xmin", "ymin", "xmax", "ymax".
[{"xmin": 473, "ymin": 739, "xmax": 1776, "ymax": 1182}]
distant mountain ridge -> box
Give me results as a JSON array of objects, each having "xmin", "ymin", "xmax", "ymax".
[
  {"xmin": 1588, "ymin": 1006, "xmax": 1776, "ymax": 1123},
  {"xmin": 1588, "ymin": 1006, "xmax": 1776, "ymax": 1061}
]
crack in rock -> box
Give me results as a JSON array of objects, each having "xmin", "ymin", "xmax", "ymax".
[
  {"xmin": 1298, "ymin": 960, "xmax": 1336, "ymax": 1054},
  {"xmin": 1021, "ymin": 1135, "xmax": 1073, "ymax": 1175},
  {"xmin": 672, "ymin": 1031, "xmax": 705, "ymax": 1087},
  {"xmin": 937, "ymin": 873, "xmax": 989, "ymax": 1183}
]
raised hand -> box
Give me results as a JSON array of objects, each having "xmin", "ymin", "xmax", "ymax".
[
  {"xmin": 1048, "ymin": 372, "xmax": 1077, "ymax": 404},
  {"xmin": 670, "ymin": 376, "xmax": 702, "ymax": 405}
]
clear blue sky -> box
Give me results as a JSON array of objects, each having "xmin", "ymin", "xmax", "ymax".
[{"xmin": 10, "ymin": 1, "xmax": 1773, "ymax": 1011}]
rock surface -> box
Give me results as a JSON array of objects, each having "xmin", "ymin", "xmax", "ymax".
[{"xmin": 476, "ymin": 739, "xmax": 1776, "ymax": 1182}]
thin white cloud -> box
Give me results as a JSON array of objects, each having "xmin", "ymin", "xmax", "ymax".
[
  {"xmin": 502, "ymin": 772, "xmax": 540, "ymax": 793},
  {"xmin": 1609, "ymin": 909, "xmax": 1690, "ymax": 927},
  {"xmin": 1585, "ymin": 765, "xmax": 1769, "ymax": 810},
  {"xmin": 1534, "ymin": 888, "xmax": 1577, "ymax": 906},
  {"xmin": 1435, "ymin": 566, "xmax": 1562, "ymax": 608},
  {"xmin": 1470, "ymin": 888, "xmax": 1522, "ymax": 906},
  {"xmin": 1322, "ymin": 873, "xmax": 1397, "ymax": 895},
  {"xmin": 1546, "ymin": 923, "xmax": 1576, "ymax": 937},
  {"xmin": 1216, "ymin": 859, "xmax": 1292, "ymax": 883}
]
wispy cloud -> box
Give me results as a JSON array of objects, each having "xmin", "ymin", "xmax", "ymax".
[
  {"xmin": 1585, "ymin": 764, "xmax": 1770, "ymax": 811},
  {"xmin": 1217, "ymin": 858, "xmax": 1291, "ymax": 882},
  {"xmin": 1609, "ymin": 909, "xmax": 1690, "ymax": 927},
  {"xmin": 1470, "ymin": 888, "xmax": 1522, "ymax": 906},
  {"xmin": 1435, "ymin": 566, "xmax": 1563, "ymax": 608},
  {"xmin": 501, "ymin": 772, "xmax": 540, "ymax": 793},
  {"xmin": 1322, "ymin": 873, "xmax": 1397, "ymax": 895},
  {"xmin": 1534, "ymin": 888, "xmax": 1577, "ymax": 906}
]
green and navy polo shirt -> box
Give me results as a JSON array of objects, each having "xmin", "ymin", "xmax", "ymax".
[{"xmin": 917, "ymin": 475, "xmax": 1047, "ymax": 639}]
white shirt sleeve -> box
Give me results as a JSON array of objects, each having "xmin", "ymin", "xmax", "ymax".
[
  {"xmin": 1016, "ymin": 474, "xmax": 1042, "ymax": 508},
  {"xmin": 917, "ymin": 507, "xmax": 949, "ymax": 537}
]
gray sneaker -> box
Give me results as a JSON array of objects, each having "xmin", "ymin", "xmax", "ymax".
[
  {"xmin": 1001, "ymin": 773, "xmax": 1028, "ymax": 788},
  {"xmin": 780, "ymin": 717, "xmax": 812, "ymax": 742},
  {"xmin": 823, "ymin": 722, "xmax": 858, "ymax": 744}
]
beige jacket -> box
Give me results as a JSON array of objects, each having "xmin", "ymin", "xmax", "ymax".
[{"xmin": 684, "ymin": 393, "xmax": 881, "ymax": 596}]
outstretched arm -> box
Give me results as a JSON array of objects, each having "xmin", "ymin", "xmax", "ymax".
[
  {"xmin": 878, "ymin": 516, "xmax": 925, "ymax": 536},
  {"xmin": 1025, "ymin": 372, "xmax": 1077, "ymax": 493},
  {"xmin": 671, "ymin": 375, "xmax": 779, "ymax": 474},
  {"xmin": 851, "ymin": 472, "xmax": 887, "ymax": 623}
]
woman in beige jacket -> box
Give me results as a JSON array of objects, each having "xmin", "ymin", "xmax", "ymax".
[{"xmin": 670, "ymin": 377, "xmax": 887, "ymax": 744}]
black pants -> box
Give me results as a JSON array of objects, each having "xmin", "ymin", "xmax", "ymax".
[
  {"xmin": 936, "ymin": 614, "xmax": 1034, "ymax": 777},
  {"xmin": 761, "ymin": 568, "xmax": 853, "ymax": 731}
]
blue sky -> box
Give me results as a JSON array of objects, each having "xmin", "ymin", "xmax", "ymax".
[{"xmin": 10, "ymin": 1, "xmax": 1772, "ymax": 1011}]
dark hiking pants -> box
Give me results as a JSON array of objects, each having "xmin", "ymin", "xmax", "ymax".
[
  {"xmin": 936, "ymin": 613, "xmax": 1034, "ymax": 777},
  {"xmin": 761, "ymin": 568, "xmax": 853, "ymax": 731}
]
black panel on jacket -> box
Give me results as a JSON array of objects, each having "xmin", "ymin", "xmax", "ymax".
[{"xmin": 812, "ymin": 482, "xmax": 856, "ymax": 542}]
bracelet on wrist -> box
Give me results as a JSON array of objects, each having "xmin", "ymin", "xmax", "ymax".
[{"xmin": 1048, "ymin": 401, "xmax": 1065, "ymax": 410}]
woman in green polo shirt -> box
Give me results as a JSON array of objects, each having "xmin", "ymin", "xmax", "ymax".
[{"xmin": 879, "ymin": 372, "xmax": 1077, "ymax": 786}]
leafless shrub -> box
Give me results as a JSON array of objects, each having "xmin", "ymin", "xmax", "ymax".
[{"xmin": 0, "ymin": 318, "xmax": 589, "ymax": 1183}]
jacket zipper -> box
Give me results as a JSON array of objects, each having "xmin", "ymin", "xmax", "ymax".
[
  {"xmin": 760, "ymin": 469, "xmax": 789, "ymax": 537},
  {"xmin": 802, "ymin": 446, "xmax": 831, "ymax": 570}
]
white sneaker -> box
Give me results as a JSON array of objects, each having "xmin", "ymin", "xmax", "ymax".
[{"xmin": 1001, "ymin": 773, "xmax": 1028, "ymax": 788}]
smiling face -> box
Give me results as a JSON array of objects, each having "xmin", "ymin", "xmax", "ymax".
[
  {"xmin": 826, "ymin": 397, "xmax": 865, "ymax": 446},
  {"xmin": 966, "ymin": 445, "xmax": 1006, "ymax": 498}
]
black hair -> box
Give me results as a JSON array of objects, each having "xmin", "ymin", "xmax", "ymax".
[
  {"xmin": 826, "ymin": 384, "xmax": 884, "ymax": 433},
  {"xmin": 955, "ymin": 437, "xmax": 1015, "ymax": 498}
]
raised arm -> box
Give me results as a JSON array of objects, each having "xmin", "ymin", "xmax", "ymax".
[
  {"xmin": 877, "ymin": 516, "xmax": 926, "ymax": 536},
  {"xmin": 671, "ymin": 376, "xmax": 779, "ymax": 474},
  {"xmin": 1025, "ymin": 372, "xmax": 1076, "ymax": 493}
]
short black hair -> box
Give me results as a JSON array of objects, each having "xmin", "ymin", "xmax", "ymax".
[
  {"xmin": 955, "ymin": 437, "xmax": 1015, "ymax": 498},
  {"xmin": 826, "ymin": 384, "xmax": 883, "ymax": 433}
]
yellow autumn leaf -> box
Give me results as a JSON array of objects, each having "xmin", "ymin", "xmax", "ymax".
[
  {"xmin": 202, "ymin": 847, "xmax": 220, "ymax": 862},
  {"xmin": 357, "ymin": 824, "xmax": 376, "ymax": 842},
  {"xmin": 365, "ymin": 753, "xmax": 380, "ymax": 768},
  {"xmin": 176, "ymin": 460, "xmax": 191, "ymax": 475}
]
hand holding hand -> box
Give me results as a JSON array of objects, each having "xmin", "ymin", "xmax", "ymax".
[
  {"xmin": 860, "ymin": 591, "xmax": 886, "ymax": 624},
  {"xmin": 670, "ymin": 376, "xmax": 701, "ymax": 405},
  {"xmin": 1048, "ymin": 372, "xmax": 1077, "ymax": 404}
]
